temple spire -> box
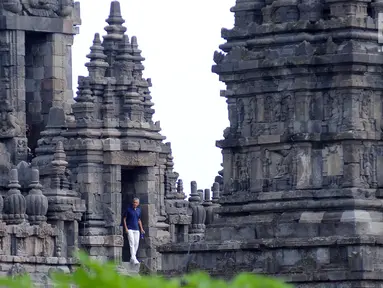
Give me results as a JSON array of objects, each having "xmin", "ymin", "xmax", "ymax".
[
  {"xmin": 106, "ymin": 1, "xmax": 125, "ymax": 26},
  {"xmin": 104, "ymin": 1, "xmax": 127, "ymax": 39},
  {"xmin": 114, "ymin": 35, "xmax": 134, "ymax": 82},
  {"xmin": 131, "ymin": 36, "xmax": 145, "ymax": 79},
  {"xmin": 85, "ymin": 33, "xmax": 109, "ymax": 78}
]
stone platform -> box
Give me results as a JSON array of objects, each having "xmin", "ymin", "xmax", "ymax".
[{"xmin": 117, "ymin": 262, "xmax": 141, "ymax": 277}]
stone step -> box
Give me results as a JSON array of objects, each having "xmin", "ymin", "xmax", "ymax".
[{"xmin": 117, "ymin": 262, "xmax": 141, "ymax": 277}]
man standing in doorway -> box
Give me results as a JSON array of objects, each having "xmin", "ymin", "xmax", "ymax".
[{"xmin": 123, "ymin": 197, "xmax": 145, "ymax": 264}]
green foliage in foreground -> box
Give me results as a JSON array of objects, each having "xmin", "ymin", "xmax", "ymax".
[{"xmin": 0, "ymin": 251, "xmax": 292, "ymax": 288}]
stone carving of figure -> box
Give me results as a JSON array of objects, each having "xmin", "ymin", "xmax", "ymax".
[
  {"xmin": 309, "ymin": 96, "xmax": 317, "ymax": 120},
  {"xmin": 330, "ymin": 95, "xmax": 341, "ymax": 119},
  {"xmin": 265, "ymin": 96, "xmax": 273, "ymax": 122},
  {"xmin": 9, "ymin": 0, "xmax": 74, "ymax": 17},
  {"xmin": 237, "ymin": 99, "xmax": 245, "ymax": 131},
  {"xmin": 360, "ymin": 94, "xmax": 370, "ymax": 119},
  {"xmin": 273, "ymin": 96, "xmax": 282, "ymax": 122},
  {"xmin": 58, "ymin": 0, "xmax": 73, "ymax": 16},
  {"xmin": 248, "ymin": 98, "xmax": 255, "ymax": 123},
  {"xmin": 238, "ymin": 158, "xmax": 250, "ymax": 191},
  {"xmin": 262, "ymin": 149, "xmax": 272, "ymax": 180},
  {"xmin": 2, "ymin": 0, "xmax": 23, "ymax": 14},
  {"xmin": 281, "ymin": 95, "xmax": 292, "ymax": 122},
  {"xmin": 272, "ymin": 5, "xmax": 299, "ymax": 23},
  {"xmin": 0, "ymin": 143, "xmax": 11, "ymax": 181},
  {"xmin": 22, "ymin": 0, "xmax": 59, "ymax": 16},
  {"xmin": 0, "ymin": 106, "xmax": 21, "ymax": 138},
  {"xmin": 298, "ymin": 0, "xmax": 323, "ymax": 22},
  {"xmin": 274, "ymin": 150, "xmax": 292, "ymax": 179},
  {"xmin": 363, "ymin": 158, "xmax": 372, "ymax": 186},
  {"xmin": 362, "ymin": 151, "xmax": 374, "ymax": 188},
  {"xmin": 227, "ymin": 99, "xmax": 238, "ymax": 132}
]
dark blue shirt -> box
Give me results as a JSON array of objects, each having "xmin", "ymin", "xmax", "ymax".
[{"xmin": 123, "ymin": 206, "xmax": 141, "ymax": 231}]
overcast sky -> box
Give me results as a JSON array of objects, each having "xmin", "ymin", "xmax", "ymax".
[{"xmin": 72, "ymin": 0, "xmax": 235, "ymax": 193}]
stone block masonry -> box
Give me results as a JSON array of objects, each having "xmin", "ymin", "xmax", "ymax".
[
  {"xmin": 0, "ymin": 0, "xmax": 186, "ymax": 281},
  {"xmin": 3, "ymin": 0, "xmax": 382, "ymax": 285},
  {"xmin": 0, "ymin": 0, "xmax": 217, "ymax": 279},
  {"xmin": 158, "ymin": 0, "xmax": 383, "ymax": 287}
]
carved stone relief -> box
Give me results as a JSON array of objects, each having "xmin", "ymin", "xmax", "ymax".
[
  {"xmin": 15, "ymin": 139, "xmax": 28, "ymax": 163},
  {"xmin": 324, "ymin": 92, "xmax": 343, "ymax": 132},
  {"xmin": 323, "ymin": 144, "xmax": 343, "ymax": 176},
  {"xmin": 232, "ymin": 153, "xmax": 250, "ymax": 192},
  {"xmin": 0, "ymin": 100, "xmax": 21, "ymax": 139},
  {"xmin": 263, "ymin": 149, "xmax": 272, "ymax": 180},
  {"xmin": 298, "ymin": 0, "xmax": 323, "ymax": 22},
  {"xmin": 0, "ymin": 143, "xmax": 11, "ymax": 187},
  {"xmin": 7, "ymin": 263, "xmax": 26, "ymax": 278},
  {"xmin": 243, "ymin": 98, "xmax": 255, "ymax": 137},
  {"xmin": 250, "ymin": 151, "xmax": 263, "ymax": 192},
  {"xmin": 309, "ymin": 93, "xmax": 323, "ymax": 122},
  {"xmin": 216, "ymin": 252, "xmax": 236, "ymax": 271},
  {"xmin": 252, "ymin": 123, "xmax": 270, "ymax": 138},
  {"xmin": 360, "ymin": 146, "xmax": 377, "ymax": 189},
  {"xmin": 262, "ymin": 147, "xmax": 293, "ymax": 191},
  {"xmin": 296, "ymin": 148, "xmax": 312, "ymax": 189},
  {"xmin": 376, "ymin": 147, "xmax": 383, "ymax": 187},
  {"xmin": 237, "ymin": 98, "xmax": 245, "ymax": 132},
  {"xmin": 280, "ymin": 94, "xmax": 293, "ymax": 122},
  {"xmin": 359, "ymin": 91, "xmax": 375, "ymax": 131},
  {"xmin": 265, "ymin": 94, "xmax": 283, "ymax": 123},
  {"xmin": 273, "ymin": 149, "xmax": 293, "ymax": 179},
  {"xmin": 1, "ymin": 0, "xmax": 74, "ymax": 18},
  {"xmin": 227, "ymin": 98, "xmax": 238, "ymax": 134},
  {"xmin": 262, "ymin": 1, "xmax": 300, "ymax": 24},
  {"xmin": 264, "ymin": 95, "xmax": 274, "ymax": 123},
  {"xmin": 322, "ymin": 144, "xmax": 343, "ymax": 188},
  {"xmin": 329, "ymin": 93, "xmax": 341, "ymax": 120},
  {"xmin": 272, "ymin": 5, "xmax": 299, "ymax": 24}
]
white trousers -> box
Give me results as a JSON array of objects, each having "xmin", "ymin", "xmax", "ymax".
[{"xmin": 127, "ymin": 230, "xmax": 140, "ymax": 261}]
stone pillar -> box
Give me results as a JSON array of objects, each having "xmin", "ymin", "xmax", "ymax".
[
  {"xmin": 102, "ymin": 139, "xmax": 123, "ymax": 262},
  {"xmin": 135, "ymin": 166, "xmax": 158, "ymax": 270},
  {"xmin": 188, "ymin": 181, "xmax": 206, "ymax": 242},
  {"xmin": 42, "ymin": 34, "xmax": 70, "ymax": 121},
  {"xmin": 0, "ymin": 30, "xmax": 27, "ymax": 164},
  {"xmin": 203, "ymin": 189, "xmax": 214, "ymax": 225}
]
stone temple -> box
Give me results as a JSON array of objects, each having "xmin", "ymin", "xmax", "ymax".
[{"xmin": 0, "ymin": 0, "xmax": 383, "ymax": 287}]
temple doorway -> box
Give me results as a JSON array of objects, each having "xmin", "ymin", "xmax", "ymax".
[
  {"xmin": 25, "ymin": 31, "xmax": 49, "ymax": 157},
  {"xmin": 121, "ymin": 166, "xmax": 147, "ymax": 262}
]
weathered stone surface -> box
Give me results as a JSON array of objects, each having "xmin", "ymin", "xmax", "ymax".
[
  {"xmin": 158, "ymin": 0, "xmax": 383, "ymax": 286},
  {"xmin": 0, "ymin": 0, "xmax": 201, "ymax": 277},
  {"xmin": 9, "ymin": 0, "xmax": 382, "ymax": 284},
  {"xmin": 104, "ymin": 151, "xmax": 157, "ymax": 166}
]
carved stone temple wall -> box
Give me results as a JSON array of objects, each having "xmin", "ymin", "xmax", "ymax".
[
  {"xmin": 0, "ymin": 0, "xmax": 221, "ymax": 283},
  {"xmin": 159, "ymin": 0, "xmax": 383, "ymax": 287},
  {"xmin": 4, "ymin": 0, "xmax": 383, "ymax": 286}
]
